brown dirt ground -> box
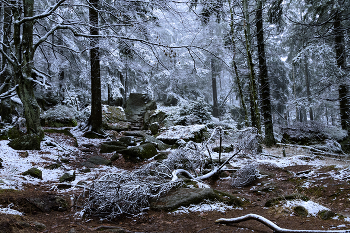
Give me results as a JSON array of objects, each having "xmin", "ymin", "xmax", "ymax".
[{"xmin": 1, "ymin": 132, "xmax": 350, "ymax": 233}]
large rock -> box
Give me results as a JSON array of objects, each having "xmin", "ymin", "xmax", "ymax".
[
  {"xmin": 121, "ymin": 143, "xmax": 157, "ymax": 162},
  {"xmin": 100, "ymin": 141, "xmax": 127, "ymax": 153},
  {"xmin": 156, "ymin": 124, "xmax": 207, "ymax": 144},
  {"xmin": 102, "ymin": 105, "xmax": 130, "ymax": 131},
  {"xmin": 125, "ymin": 93, "xmax": 156, "ymax": 127},
  {"xmin": 87, "ymin": 156, "xmax": 112, "ymax": 166},
  {"xmin": 143, "ymin": 134, "xmax": 170, "ymax": 151},
  {"xmin": 22, "ymin": 168, "xmax": 42, "ymax": 179},
  {"xmin": 150, "ymin": 188, "xmax": 246, "ymax": 211},
  {"xmin": 8, "ymin": 134, "xmax": 42, "ymax": 150}
]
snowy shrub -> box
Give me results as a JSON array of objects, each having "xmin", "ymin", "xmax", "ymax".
[
  {"xmin": 41, "ymin": 105, "xmax": 76, "ymax": 121},
  {"xmin": 177, "ymin": 98, "xmax": 212, "ymax": 125},
  {"xmin": 41, "ymin": 104, "xmax": 90, "ymax": 124},
  {"xmin": 282, "ymin": 121, "xmax": 347, "ymax": 144},
  {"xmin": 83, "ymin": 164, "xmax": 182, "ymax": 220}
]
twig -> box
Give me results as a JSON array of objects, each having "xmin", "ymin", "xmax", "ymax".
[{"xmin": 216, "ymin": 214, "xmax": 350, "ymax": 233}]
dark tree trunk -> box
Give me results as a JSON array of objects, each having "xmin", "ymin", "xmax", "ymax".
[
  {"xmin": 334, "ymin": 11, "xmax": 350, "ymax": 133},
  {"xmin": 243, "ymin": 0, "xmax": 261, "ymax": 132},
  {"xmin": 255, "ymin": 0, "xmax": 274, "ymax": 146},
  {"xmin": 0, "ymin": 1, "xmax": 12, "ymax": 123},
  {"xmin": 89, "ymin": 0, "xmax": 103, "ymax": 133},
  {"xmin": 211, "ymin": 57, "xmax": 219, "ymax": 117},
  {"xmin": 13, "ymin": 0, "xmax": 43, "ymax": 136}
]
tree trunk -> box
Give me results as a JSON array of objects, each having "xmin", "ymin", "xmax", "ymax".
[
  {"xmin": 228, "ymin": 0, "xmax": 248, "ymax": 127},
  {"xmin": 211, "ymin": 57, "xmax": 219, "ymax": 117},
  {"xmin": 89, "ymin": 0, "xmax": 103, "ymax": 133},
  {"xmin": 12, "ymin": 0, "xmax": 42, "ymax": 136},
  {"xmin": 334, "ymin": 10, "xmax": 350, "ymax": 133},
  {"xmin": 243, "ymin": 0, "xmax": 261, "ymax": 132},
  {"xmin": 304, "ymin": 58, "xmax": 313, "ymax": 121},
  {"xmin": 255, "ymin": 0, "xmax": 275, "ymax": 146},
  {"xmin": 0, "ymin": 1, "xmax": 12, "ymax": 123}
]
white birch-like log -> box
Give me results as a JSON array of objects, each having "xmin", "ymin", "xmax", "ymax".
[{"xmin": 216, "ymin": 214, "xmax": 350, "ymax": 233}]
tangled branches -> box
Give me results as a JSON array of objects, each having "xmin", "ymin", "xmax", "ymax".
[{"xmin": 82, "ymin": 126, "xmax": 260, "ymax": 219}]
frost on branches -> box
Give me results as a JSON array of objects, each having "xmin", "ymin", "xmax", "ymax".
[{"xmin": 82, "ymin": 127, "xmax": 260, "ymax": 220}]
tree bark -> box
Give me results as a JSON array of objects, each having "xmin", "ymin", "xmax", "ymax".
[
  {"xmin": 228, "ymin": 0, "xmax": 248, "ymax": 127},
  {"xmin": 304, "ymin": 58, "xmax": 313, "ymax": 121},
  {"xmin": 0, "ymin": 1, "xmax": 13, "ymax": 123},
  {"xmin": 89, "ymin": 0, "xmax": 103, "ymax": 133},
  {"xmin": 243, "ymin": 0, "xmax": 261, "ymax": 132},
  {"xmin": 255, "ymin": 0, "xmax": 275, "ymax": 146},
  {"xmin": 334, "ymin": 10, "xmax": 350, "ymax": 133},
  {"xmin": 12, "ymin": 0, "xmax": 43, "ymax": 136},
  {"xmin": 211, "ymin": 57, "xmax": 219, "ymax": 117}
]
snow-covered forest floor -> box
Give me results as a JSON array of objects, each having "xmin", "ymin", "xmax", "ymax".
[{"xmin": 1, "ymin": 124, "xmax": 350, "ymax": 233}]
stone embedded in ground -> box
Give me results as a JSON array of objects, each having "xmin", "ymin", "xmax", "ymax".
[
  {"xmin": 32, "ymin": 221, "xmax": 46, "ymax": 231},
  {"xmin": 87, "ymin": 156, "xmax": 112, "ymax": 166},
  {"xmin": 110, "ymin": 153, "xmax": 119, "ymax": 161},
  {"xmin": 265, "ymin": 193, "xmax": 309, "ymax": 207},
  {"xmin": 79, "ymin": 161, "xmax": 97, "ymax": 168},
  {"xmin": 22, "ymin": 168, "xmax": 42, "ymax": 179},
  {"xmin": 100, "ymin": 141, "xmax": 127, "ymax": 153},
  {"xmin": 293, "ymin": 205, "xmax": 308, "ymax": 217},
  {"xmin": 8, "ymin": 134, "xmax": 42, "ymax": 150},
  {"xmin": 59, "ymin": 171, "xmax": 75, "ymax": 182},
  {"xmin": 121, "ymin": 143, "xmax": 157, "ymax": 162},
  {"xmin": 150, "ymin": 122, "xmax": 159, "ymax": 135},
  {"xmin": 150, "ymin": 188, "xmax": 246, "ymax": 211},
  {"xmin": 118, "ymin": 136, "xmax": 136, "ymax": 146},
  {"xmin": 143, "ymin": 134, "xmax": 170, "ymax": 151},
  {"xmin": 44, "ymin": 163, "xmax": 62, "ymax": 170},
  {"xmin": 318, "ymin": 210, "xmax": 335, "ymax": 220}
]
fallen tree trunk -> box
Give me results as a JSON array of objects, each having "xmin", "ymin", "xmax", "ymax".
[{"xmin": 216, "ymin": 214, "xmax": 350, "ymax": 233}]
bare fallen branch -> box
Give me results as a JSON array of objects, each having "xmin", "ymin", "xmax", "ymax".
[{"xmin": 216, "ymin": 214, "xmax": 350, "ymax": 233}]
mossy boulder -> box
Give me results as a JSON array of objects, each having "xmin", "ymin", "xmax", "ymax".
[
  {"xmin": 8, "ymin": 134, "xmax": 43, "ymax": 150},
  {"xmin": 150, "ymin": 188, "xmax": 246, "ymax": 211},
  {"xmin": 59, "ymin": 171, "xmax": 75, "ymax": 182},
  {"xmin": 265, "ymin": 193, "xmax": 309, "ymax": 207},
  {"xmin": 100, "ymin": 141, "xmax": 127, "ymax": 153},
  {"xmin": 318, "ymin": 210, "xmax": 335, "ymax": 220},
  {"xmin": 22, "ymin": 168, "xmax": 42, "ymax": 179},
  {"xmin": 121, "ymin": 143, "xmax": 157, "ymax": 162},
  {"xmin": 118, "ymin": 136, "xmax": 136, "ymax": 146},
  {"xmin": 294, "ymin": 206, "xmax": 308, "ymax": 217},
  {"xmin": 87, "ymin": 156, "xmax": 112, "ymax": 166}
]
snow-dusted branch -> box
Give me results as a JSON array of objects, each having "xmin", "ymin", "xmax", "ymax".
[
  {"xmin": 0, "ymin": 85, "xmax": 18, "ymax": 100},
  {"xmin": 16, "ymin": 0, "xmax": 66, "ymax": 25},
  {"xmin": 216, "ymin": 214, "xmax": 350, "ymax": 233}
]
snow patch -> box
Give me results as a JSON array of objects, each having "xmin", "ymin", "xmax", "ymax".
[
  {"xmin": 283, "ymin": 200, "xmax": 329, "ymax": 216},
  {"xmin": 171, "ymin": 201, "xmax": 239, "ymax": 215}
]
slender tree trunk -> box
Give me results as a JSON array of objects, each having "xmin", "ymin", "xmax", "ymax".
[
  {"xmin": 211, "ymin": 56, "xmax": 219, "ymax": 117},
  {"xmin": 304, "ymin": 58, "xmax": 313, "ymax": 121},
  {"xmin": 334, "ymin": 10, "xmax": 350, "ymax": 133},
  {"xmin": 229, "ymin": 0, "xmax": 248, "ymax": 127},
  {"xmin": 89, "ymin": 0, "xmax": 103, "ymax": 133},
  {"xmin": 255, "ymin": 0, "xmax": 275, "ymax": 146},
  {"xmin": 243, "ymin": 0, "xmax": 261, "ymax": 132}
]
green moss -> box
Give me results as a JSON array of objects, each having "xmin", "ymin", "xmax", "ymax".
[
  {"xmin": 22, "ymin": 168, "xmax": 42, "ymax": 179},
  {"xmin": 265, "ymin": 193, "xmax": 309, "ymax": 207},
  {"xmin": 318, "ymin": 210, "xmax": 335, "ymax": 220},
  {"xmin": 213, "ymin": 190, "xmax": 248, "ymax": 207},
  {"xmin": 0, "ymin": 189, "xmax": 20, "ymax": 194},
  {"xmin": 294, "ymin": 206, "xmax": 308, "ymax": 217}
]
